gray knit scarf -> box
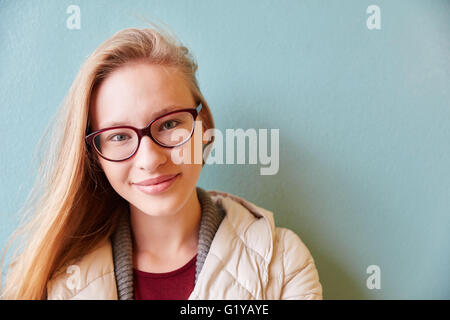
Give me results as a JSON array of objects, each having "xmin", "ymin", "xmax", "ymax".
[{"xmin": 110, "ymin": 186, "xmax": 225, "ymax": 300}]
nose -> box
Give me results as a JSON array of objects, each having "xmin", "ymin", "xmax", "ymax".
[{"xmin": 133, "ymin": 135, "xmax": 168, "ymax": 171}]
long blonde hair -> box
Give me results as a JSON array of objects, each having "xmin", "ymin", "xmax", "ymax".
[{"xmin": 1, "ymin": 25, "xmax": 215, "ymax": 299}]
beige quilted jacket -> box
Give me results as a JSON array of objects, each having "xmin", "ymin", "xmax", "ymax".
[{"xmin": 47, "ymin": 189, "xmax": 323, "ymax": 300}]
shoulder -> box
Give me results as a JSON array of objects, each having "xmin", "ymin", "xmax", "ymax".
[
  {"xmin": 206, "ymin": 189, "xmax": 276, "ymax": 260},
  {"xmin": 207, "ymin": 188, "xmax": 314, "ymax": 261},
  {"xmin": 275, "ymin": 227, "xmax": 315, "ymax": 270},
  {"xmin": 205, "ymin": 189, "xmax": 322, "ymax": 299},
  {"xmin": 273, "ymin": 227, "xmax": 323, "ymax": 299},
  {"xmin": 206, "ymin": 188, "xmax": 312, "ymax": 262},
  {"xmin": 46, "ymin": 239, "xmax": 117, "ymax": 300}
]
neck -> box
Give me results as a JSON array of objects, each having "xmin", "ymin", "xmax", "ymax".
[{"xmin": 129, "ymin": 188, "xmax": 201, "ymax": 259}]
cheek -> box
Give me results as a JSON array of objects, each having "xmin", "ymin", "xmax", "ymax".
[
  {"xmin": 170, "ymin": 138, "xmax": 203, "ymax": 187},
  {"xmin": 99, "ymin": 160, "xmax": 130, "ymax": 193}
]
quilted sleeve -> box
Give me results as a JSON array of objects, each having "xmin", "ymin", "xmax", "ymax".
[{"xmin": 278, "ymin": 228, "xmax": 323, "ymax": 300}]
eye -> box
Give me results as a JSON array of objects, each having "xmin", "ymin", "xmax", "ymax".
[
  {"xmin": 160, "ymin": 120, "xmax": 180, "ymax": 131},
  {"xmin": 108, "ymin": 134, "xmax": 130, "ymax": 141}
]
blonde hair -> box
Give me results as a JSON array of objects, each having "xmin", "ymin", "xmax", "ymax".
[{"xmin": 1, "ymin": 25, "xmax": 215, "ymax": 299}]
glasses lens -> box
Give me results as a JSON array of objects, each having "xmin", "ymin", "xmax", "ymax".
[
  {"xmin": 93, "ymin": 128, "xmax": 138, "ymax": 160},
  {"xmin": 151, "ymin": 112, "xmax": 195, "ymax": 147}
]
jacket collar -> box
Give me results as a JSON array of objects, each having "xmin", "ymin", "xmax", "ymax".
[
  {"xmin": 112, "ymin": 186, "xmax": 226, "ymax": 299},
  {"xmin": 208, "ymin": 189, "xmax": 276, "ymax": 264},
  {"xmin": 188, "ymin": 189, "xmax": 277, "ymax": 299}
]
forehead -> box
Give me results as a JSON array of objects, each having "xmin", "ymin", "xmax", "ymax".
[{"xmin": 90, "ymin": 62, "xmax": 194, "ymax": 129}]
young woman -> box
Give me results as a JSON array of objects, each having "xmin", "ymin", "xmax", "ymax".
[{"xmin": 1, "ymin": 26, "xmax": 323, "ymax": 300}]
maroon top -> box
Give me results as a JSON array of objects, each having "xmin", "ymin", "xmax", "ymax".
[{"xmin": 133, "ymin": 254, "xmax": 197, "ymax": 300}]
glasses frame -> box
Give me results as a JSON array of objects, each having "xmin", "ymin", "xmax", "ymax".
[{"xmin": 85, "ymin": 102, "xmax": 202, "ymax": 162}]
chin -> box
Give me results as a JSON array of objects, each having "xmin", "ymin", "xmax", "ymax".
[{"xmin": 129, "ymin": 190, "xmax": 184, "ymax": 214}]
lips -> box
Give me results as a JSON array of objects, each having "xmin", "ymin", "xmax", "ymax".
[
  {"xmin": 133, "ymin": 173, "xmax": 180, "ymax": 195},
  {"xmin": 134, "ymin": 174, "xmax": 179, "ymax": 186}
]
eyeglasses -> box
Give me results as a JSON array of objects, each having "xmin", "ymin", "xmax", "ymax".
[{"xmin": 85, "ymin": 102, "xmax": 202, "ymax": 162}]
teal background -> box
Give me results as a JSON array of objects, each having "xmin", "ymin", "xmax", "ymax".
[{"xmin": 1, "ymin": 0, "xmax": 449, "ymax": 299}]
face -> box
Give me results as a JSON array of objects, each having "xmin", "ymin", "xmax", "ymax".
[{"xmin": 89, "ymin": 62, "xmax": 204, "ymax": 217}]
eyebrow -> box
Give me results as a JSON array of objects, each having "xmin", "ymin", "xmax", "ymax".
[{"xmin": 100, "ymin": 106, "xmax": 185, "ymax": 129}]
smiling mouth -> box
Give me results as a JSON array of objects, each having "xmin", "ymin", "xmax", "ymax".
[
  {"xmin": 133, "ymin": 173, "xmax": 180, "ymax": 195},
  {"xmin": 133, "ymin": 173, "xmax": 180, "ymax": 186}
]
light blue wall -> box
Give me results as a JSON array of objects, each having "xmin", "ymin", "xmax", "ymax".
[{"xmin": 1, "ymin": 0, "xmax": 449, "ymax": 299}]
